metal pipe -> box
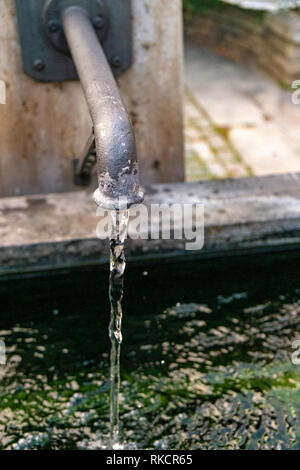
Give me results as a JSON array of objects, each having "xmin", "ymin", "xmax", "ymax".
[{"xmin": 62, "ymin": 5, "xmax": 144, "ymax": 210}]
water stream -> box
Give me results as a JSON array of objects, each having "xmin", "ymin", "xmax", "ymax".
[{"xmin": 108, "ymin": 210, "xmax": 129, "ymax": 448}]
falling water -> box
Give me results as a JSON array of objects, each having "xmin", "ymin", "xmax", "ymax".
[{"xmin": 108, "ymin": 209, "xmax": 129, "ymax": 448}]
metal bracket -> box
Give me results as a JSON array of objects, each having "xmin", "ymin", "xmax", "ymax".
[
  {"xmin": 73, "ymin": 131, "xmax": 97, "ymax": 186},
  {"xmin": 15, "ymin": 0, "xmax": 132, "ymax": 81}
]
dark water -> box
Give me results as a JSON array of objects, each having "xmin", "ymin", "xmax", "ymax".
[{"xmin": 1, "ymin": 251, "xmax": 300, "ymax": 450}]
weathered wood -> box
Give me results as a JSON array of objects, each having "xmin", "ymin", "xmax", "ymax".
[{"xmin": 0, "ymin": 0, "xmax": 184, "ymax": 198}]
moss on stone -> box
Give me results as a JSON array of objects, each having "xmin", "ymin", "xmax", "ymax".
[{"xmin": 183, "ymin": 0, "xmax": 266, "ymax": 22}]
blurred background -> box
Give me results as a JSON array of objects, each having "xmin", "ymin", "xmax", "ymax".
[{"xmin": 183, "ymin": 0, "xmax": 300, "ymax": 181}]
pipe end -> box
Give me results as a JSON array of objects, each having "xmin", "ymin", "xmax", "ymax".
[{"xmin": 93, "ymin": 188, "xmax": 144, "ymax": 210}]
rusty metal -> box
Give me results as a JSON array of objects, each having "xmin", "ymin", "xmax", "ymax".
[{"xmin": 73, "ymin": 131, "xmax": 97, "ymax": 186}]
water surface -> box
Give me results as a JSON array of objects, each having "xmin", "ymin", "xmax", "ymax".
[{"xmin": 0, "ymin": 252, "xmax": 300, "ymax": 450}]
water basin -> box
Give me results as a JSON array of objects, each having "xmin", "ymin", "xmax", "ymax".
[{"xmin": 1, "ymin": 250, "xmax": 300, "ymax": 450}]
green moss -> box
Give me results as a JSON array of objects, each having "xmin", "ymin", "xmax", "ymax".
[
  {"xmin": 2, "ymin": 260, "xmax": 300, "ymax": 449},
  {"xmin": 277, "ymin": 79, "xmax": 291, "ymax": 91},
  {"xmin": 183, "ymin": 0, "xmax": 224, "ymax": 16},
  {"xmin": 185, "ymin": 87, "xmax": 254, "ymax": 178},
  {"xmin": 183, "ymin": 0, "xmax": 266, "ymax": 23}
]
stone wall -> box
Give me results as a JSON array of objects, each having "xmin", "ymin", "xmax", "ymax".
[{"xmin": 185, "ymin": 5, "xmax": 300, "ymax": 86}]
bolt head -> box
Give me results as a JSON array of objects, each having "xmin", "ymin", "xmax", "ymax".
[
  {"xmin": 112, "ymin": 56, "xmax": 121, "ymax": 68},
  {"xmin": 47, "ymin": 20, "xmax": 60, "ymax": 33},
  {"xmin": 33, "ymin": 59, "xmax": 45, "ymax": 72},
  {"xmin": 93, "ymin": 15, "xmax": 105, "ymax": 29}
]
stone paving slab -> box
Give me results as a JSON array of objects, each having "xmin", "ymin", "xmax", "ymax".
[{"xmin": 184, "ymin": 43, "xmax": 300, "ymax": 180}]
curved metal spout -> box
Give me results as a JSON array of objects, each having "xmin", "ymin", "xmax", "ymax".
[{"xmin": 62, "ymin": 5, "xmax": 144, "ymax": 210}]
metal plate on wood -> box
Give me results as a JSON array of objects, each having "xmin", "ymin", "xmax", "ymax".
[{"xmin": 15, "ymin": 0, "xmax": 132, "ymax": 82}]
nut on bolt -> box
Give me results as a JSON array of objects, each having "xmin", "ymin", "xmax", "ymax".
[
  {"xmin": 112, "ymin": 56, "xmax": 121, "ymax": 68},
  {"xmin": 92, "ymin": 15, "xmax": 105, "ymax": 29},
  {"xmin": 47, "ymin": 20, "xmax": 60, "ymax": 33},
  {"xmin": 33, "ymin": 59, "xmax": 45, "ymax": 71}
]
